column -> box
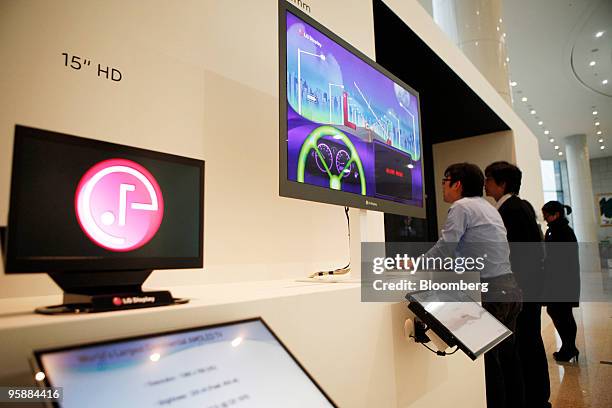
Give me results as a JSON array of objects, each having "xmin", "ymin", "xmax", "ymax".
[
  {"xmin": 565, "ymin": 134, "xmax": 598, "ymax": 242},
  {"xmin": 432, "ymin": 0, "xmax": 511, "ymax": 104}
]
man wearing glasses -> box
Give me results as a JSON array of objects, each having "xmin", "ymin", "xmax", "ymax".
[{"xmin": 425, "ymin": 162, "xmax": 524, "ymax": 408}]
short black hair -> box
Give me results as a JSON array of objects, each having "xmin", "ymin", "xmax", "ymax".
[
  {"xmin": 542, "ymin": 201, "xmax": 572, "ymax": 218},
  {"xmin": 444, "ymin": 163, "xmax": 484, "ymax": 197},
  {"xmin": 484, "ymin": 161, "xmax": 522, "ymax": 195}
]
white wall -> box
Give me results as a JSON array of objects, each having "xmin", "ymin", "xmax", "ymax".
[{"xmin": 0, "ymin": 0, "xmax": 384, "ymax": 297}]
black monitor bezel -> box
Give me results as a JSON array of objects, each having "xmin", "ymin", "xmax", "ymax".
[
  {"xmin": 278, "ymin": 0, "xmax": 426, "ymax": 217},
  {"xmin": 5, "ymin": 124, "xmax": 204, "ymax": 273},
  {"xmin": 407, "ymin": 290, "xmax": 512, "ymax": 360},
  {"xmin": 32, "ymin": 316, "xmax": 337, "ymax": 407}
]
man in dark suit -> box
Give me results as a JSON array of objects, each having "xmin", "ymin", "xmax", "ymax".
[{"xmin": 485, "ymin": 161, "xmax": 551, "ymax": 408}]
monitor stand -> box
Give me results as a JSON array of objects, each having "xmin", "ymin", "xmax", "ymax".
[{"xmin": 36, "ymin": 270, "xmax": 188, "ymax": 315}]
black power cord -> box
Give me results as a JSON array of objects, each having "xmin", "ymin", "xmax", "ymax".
[
  {"xmin": 409, "ymin": 320, "xmax": 459, "ymax": 356},
  {"xmin": 309, "ymin": 206, "xmax": 351, "ymax": 277}
]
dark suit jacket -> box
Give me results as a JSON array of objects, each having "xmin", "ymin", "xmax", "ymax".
[
  {"xmin": 544, "ymin": 218, "xmax": 580, "ymax": 306},
  {"xmin": 498, "ymin": 195, "xmax": 545, "ymax": 301}
]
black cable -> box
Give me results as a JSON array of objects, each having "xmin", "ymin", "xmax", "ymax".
[
  {"xmin": 310, "ymin": 207, "xmax": 351, "ymax": 277},
  {"xmin": 340, "ymin": 206, "xmax": 350, "ymax": 270},
  {"xmin": 410, "ymin": 335, "xmax": 459, "ymax": 356}
]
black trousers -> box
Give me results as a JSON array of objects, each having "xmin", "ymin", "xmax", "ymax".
[
  {"xmin": 516, "ymin": 303, "xmax": 551, "ymax": 408},
  {"xmin": 482, "ymin": 274, "xmax": 525, "ymax": 408},
  {"xmin": 547, "ymin": 303, "xmax": 578, "ymax": 352}
]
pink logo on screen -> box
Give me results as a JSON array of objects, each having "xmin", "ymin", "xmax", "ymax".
[{"xmin": 75, "ymin": 159, "xmax": 164, "ymax": 252}]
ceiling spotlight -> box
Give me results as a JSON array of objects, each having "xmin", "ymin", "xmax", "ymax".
[
  {"xmin": 593, "ymin": 110, "xmax": 598, "ymax": 115},
  {"xmin": 601, "ymin": 145, "xmax": 606, "ymax": 150},
  {"xmin": 538, "ymin": 121, "xmax": 544, "ymax": 125},
  {"xmin": 510, "ymin": 81, "xmax": 517, "ymax": 87},
  {"xmin": 595, "ymin": 31, "xmax": 604, "ymax": 38},
  {"xmin": 595, "ymin": 121, "xmax": 600, "ymax": 126},
  {"xmin": 530, "ymin": 110, "xmax": 536, "ymax": 115},
  {"xmin": 521, "ymin": 97, "xmax": 528, "ymax": 102},
  {"xmin": 499, "ymin": 18, "xmax": 503, "ymax": 23},
  {"xmin": 589, "ymin": 61, "xmax": 596, "ymax": 66},
  {"xmin": 506, "ymin": 57, "xmax": 510, "ymax": 62},
  {"xmin": 558, "ymin": 151, "xmax": 563, "ymax": 156},
  {"xmin": 554, "ymin": 145, "xmax": 560, "ymax": 150},
  {"xmin": 544, "ymin": 130, "xmax": 550, "ymax": 135},
  {"xmin": 597, "ymin": 130, "xmax": 602, "ymax": 135},
  {"xmin": 603, "ymin": 79, "xmax": 609, "ymax": 85},
  {"xmin": 549, "ymin": 138, "xmax": 555, "ymax": 143},
  {"xmin": 599, "ymin": 138, "xmax": 604, "ymax": 143}
]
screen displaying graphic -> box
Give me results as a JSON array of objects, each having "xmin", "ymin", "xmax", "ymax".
[
  {"xmin": 6, "ymin": 125, "xmax": 203, "ymax": 272},
  {"xmin": 36, "ymin": 319, "xmax": 335, "ymax": 408},
  {"xmin": 284, "ymin": 10, "xmax": 423, "ymax": 208},
  {"xmin": 75, "ymin": 158, "xmax": 165, "ymax": 252},
  {"xmin": 410, "ymin": 291, "xmax": 511, "ymax": 358}
]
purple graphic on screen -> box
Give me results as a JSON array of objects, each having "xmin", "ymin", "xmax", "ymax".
[{"xmin": 285, "ymin": 10, "xmax": 423, "ymax": 207}]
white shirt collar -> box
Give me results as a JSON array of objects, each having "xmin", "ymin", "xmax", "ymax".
[{"xmin": 495, "ymin": 193, "xmax": 514, "ymax": 209}]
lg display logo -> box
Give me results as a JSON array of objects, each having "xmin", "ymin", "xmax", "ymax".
[{"xmin": 75, "ymin": 159, "xmax": 164, "ymax": 252}]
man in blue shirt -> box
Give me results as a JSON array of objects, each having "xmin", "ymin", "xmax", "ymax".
[{"xmin": 429, "ymin": 162, "xmax": 524, "ymax": 408}]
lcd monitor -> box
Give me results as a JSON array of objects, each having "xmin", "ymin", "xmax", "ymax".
[
  {"xmin": 3, "ymin": 125, "xmax": 204, "ymax": 312},
  {"xmin": 34, "ymin": 318, "xmax": 336, "ymax": 407},
  {"xmin": 407, "ymin": 290, "xmax": 512, "ymax": 360},
  {"xmin": 279, "ymin": 2, "xmax": 425, "ymax": 217}
]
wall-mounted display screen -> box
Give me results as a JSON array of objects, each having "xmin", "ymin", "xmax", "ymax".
[
  {"xmin": 279, "ymin": 2, "xmax": 425, "ymax": 217},
  {"xmin": 35, "ymin": 318, "xmax": 336, "ymax": 407},
  {"xmin": 5, "ymin": 125, "xmax": 204, "ymax": 273}
]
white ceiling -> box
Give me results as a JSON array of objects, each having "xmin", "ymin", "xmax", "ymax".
[
  {"xmin": 417, "ymin": 0, "xmax": 612, "ymax": 161},
  {"xmin": 502, "ymin": 0, "xmax": 612, "ymax": 160}
]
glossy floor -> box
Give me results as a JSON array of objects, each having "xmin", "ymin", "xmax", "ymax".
[{"xmin": 542, "ymin": 301, "xmax": 612, "ymax": 408}]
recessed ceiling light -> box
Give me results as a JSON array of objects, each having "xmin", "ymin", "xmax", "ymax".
[
  {"xmin": 599, "ymin": 138, "xmax": 604, "ymax": 143},
  {"xmin": 503, "ymin": 33, "xmax": 507, "ymax": 38},
  {"xmin": 521, "ymin": 97, "xmax": 528, "ymax": 102},
  {"xmin": 597, "ymin": 130, "xmax": 602, "ymax": 135},
  {"xmin": 601, "ymin": 145, "xmax": 606, "ymax": 150},
  {"xmin": 496, "ymin": 26, "xmax": 500, "ymax": 31},
  {"xmin": 544, "ymin": 130, "xmax": 550, "ymax": 135},
  {"xmin": 549, "ymin": 138, "xmax": 555, "ymax": 143},
  {"xmin": 595, "ymin": 121, "xmax": 600, "ymax": 126},
  {"xmin": 510, "ymin": 81, "xmax": 517, "ymax": 87},
  {"xmin": 538, "ymin": 121, "xmax": 544, "ymax": 125},
  {"xmin": 595, "ymin": 31, "xmax": 604, "ymax": 38},
  {"xmin": 593, "ymin": 110, "xmax": 598, "ymax": 115},
  {"xmin": 589, "ymin": 61, "xmax": 596, "ymax": 66},
  {"xmin": 554, "ymin": 145, "xmax": 560, "ymax": 150},
  {"xmin": 558, "ymin": 151, "xmax": 563, "ymax": 156},
  {"xmin": 530, "ymin": 110, "xmax": 536, "ymax": 115},
  {"xmin": 506, "ymin": 57, "xmax": 510, "ymax": 62},
  {"xmin": 603, "ymin": 79, "xmax": 609, "ymax": 85},
  {"xmin": 499, "ymin": 18, "xmax": 503, "ymax": 23}
]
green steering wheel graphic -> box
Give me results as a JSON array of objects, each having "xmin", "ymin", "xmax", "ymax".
[{"xmin": 297, "ymin": 125, "xmax": 366, "ymax": 195}]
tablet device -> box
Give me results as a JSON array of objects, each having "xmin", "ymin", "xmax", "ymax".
[
  {"xmin": 407, "ymin": 290, "xmax": 512, "ymax": 360},
  {"xmin": 33, "ymin": 318, "xmax": 336, "ymax": 407}
]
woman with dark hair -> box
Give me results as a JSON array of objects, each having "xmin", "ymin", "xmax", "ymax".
[{"xmin": 542, "ymin": 201, "xmax": 580, "ymax": 362}]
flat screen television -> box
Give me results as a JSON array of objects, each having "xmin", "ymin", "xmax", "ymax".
[
  {"xmin": 2, "ymin": 125, "xmax": 204, "ymax": 313},
  {"xmin": 279, "ymin": 1, "xmax": 425, "ymax": 217},
  {"xmin": 33, "ymin": 318, "xmax": 336, "ymax": 407}
]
